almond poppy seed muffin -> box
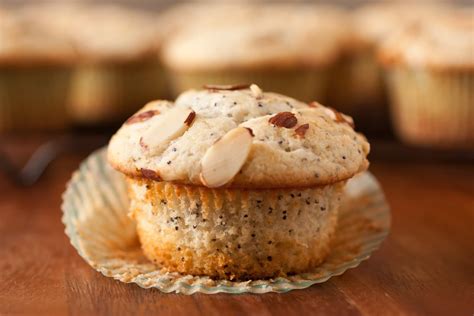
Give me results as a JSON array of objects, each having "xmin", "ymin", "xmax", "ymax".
[
  {"xmin": 329, "ymin": 3, "xmax": 448, "ymax": 133},
  {"xmin": 161, "ymin": 4, "xmax": 349, "ymax": 102},
  {"xmin": 379, "ymin": 8, "xmax": 474, "ymax": 148},
  {"xmin": 66, "ymin": 5, "xmax": 168, "ymax": 126},
  {"xmin": 18, "ymin": 3, "xmax": 169, "ymax": 126},
  {"xmin": 108, "ymin": 84, "xmax": 370, "ymax": 279},
  {"xmin": 0, "ymin": 13, "xmax": 76, "ymax": 131}
]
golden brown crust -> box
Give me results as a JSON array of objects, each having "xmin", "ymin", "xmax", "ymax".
[{"xmin": 137, "ymin": 225, "xmax": 333, "ymax": 280}]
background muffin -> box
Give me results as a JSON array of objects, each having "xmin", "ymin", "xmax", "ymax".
[
  {"xmin": 379, "ymin": 8, "xmax": 474, "ymax": 149},
  {"xmin": 329, "ymin": 3, "xmax": 448, "ymax": 134},
  {"xmin": 161, "ymin": 4, "xmax": 349, "ymax": 103},
  {"xmin": 67, "ymin": 5, "xmax": 168, "ymax": 126},
  {"xmin": 0, "ymin": 12, "xmax": 76, "ymax": 132},
  {"xmin": 108, "ymin": 85, "xmax": 370, "ymax": 279},
  {"xmin": 18, "ymin": 3, "xmax": 168, "ymax": 127}
]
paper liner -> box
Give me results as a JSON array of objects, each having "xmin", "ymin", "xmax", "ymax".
[
  {"xmin": 386, "ymin": 67, "xmax": 474, "ymax": 148},
  {"xmin": 62, "ymin": 148, "xmax": 390, "ymax": 294}
]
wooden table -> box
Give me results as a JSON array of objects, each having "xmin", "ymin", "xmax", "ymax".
[{"xmin": 0, "ymin": 138, "xmax": 473, "ymax": 316}]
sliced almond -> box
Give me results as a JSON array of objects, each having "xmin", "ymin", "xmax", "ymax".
[
  {"xmin": 125, "ymin": 110, "xmax": 159, "ymax": 125},
  {"xmin": 141, "ymin": 107, "xmax": 195, "ymax": 151},
  {"xmin": 323, "ymin": 107, "xmax": 355, "ymax": 128},
  {"xmin": 250, "ymin": 84, "xmax": 263, "ymax": 99},
  {"xmin": 203, "ymin": 83, "xmax": 250, "ymax": 91},
  {"xmin": 200, "ymin": 127, "xmax": 254, "ymax": 188},
  {"xmin": 295, "ymin": 124, "xmax": 310, "ymax": 138},
  {"xmin": 140, "ymin": 168, "xmax": 161, "ymax": 181},
  {"xmin": 269, "ymin": 112, "xmax": 298, "ymax": 128},
  {"xmin": 308, "ymin": 101, "xmax": 323, "ymax": 108},
  {"xmin": 184, "ymin": 111, "xmax": 196, "ymax": 126},
  {"xmin": 322, "ymin": 107, "xmax": 337, "ymax": 120},
  {"xmin": 339, "ymin": 113, "xmax": 355, "ymax": 128}
]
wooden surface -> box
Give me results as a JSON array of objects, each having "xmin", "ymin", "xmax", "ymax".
[{"xmin": 0, "ymin": 139, "xmax": 473, "ymax": 316}]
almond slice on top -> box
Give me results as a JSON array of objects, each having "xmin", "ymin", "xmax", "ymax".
[
  {"xmin": 269, "ymin": 112, "xmax": 298, "ymax": 128},
  {"xmin": 141, "ymin": 107, "xmax": 196, "ymax": 151},
  {"xmin": 203, "ymin": 83, "xmax": 251, "ymax": 91},
  {"xmin": 200, "ymin": 127, "xmax": 254, "ymax": 188},
  {"xmin": 250, "ymin": 84, "xmax": 263, "ymax": 99},
  {"xmin": 323, "ymin": 107, "xmax": 355, "ymax": 128},
  {"xmin": 126, "ymin": 110, "xmax": 159, "ymax": 125}
]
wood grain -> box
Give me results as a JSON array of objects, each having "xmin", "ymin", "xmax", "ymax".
[{"xmin": 0, "ymin": 140, "xmax": 473, "ymax": 316}]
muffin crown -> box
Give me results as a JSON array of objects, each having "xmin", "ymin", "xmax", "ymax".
[
  {"xmin": 13, "ymin": 3, "xmax": 162, "ymax": 64},
  {"xmin": 68, "ymin": 5, "xmax": 162, "ymax": 63},
  {"xmin": 0, "ymin": 14, "xmax": 77, "ymax": 65},
  {"xmin": 108, "ymin": 85, "xmax": 370, "ymax": 189},
  {"xmin": 378, "ymin": 8, "xmax": 474, "ymax": 70},
  {"xmin": 161, "ymin": 5, "xmax": 350, "ymax": 71},
  {"xmin": 353, "ymin": 3, "xmax": 450, "ymax": 47}
]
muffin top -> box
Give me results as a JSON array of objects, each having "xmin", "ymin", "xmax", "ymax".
[
  {"xmin": 161, "ymin": 5, "xmax": 350, "ymax": 71},
  {"xmin": 353, "ymin": 3, "xmax": 449, "ymax": 47},
  {"xmin": 16, "ymin": 3, "xmax": 162, "ymax": 63},
  {"xmin": 69, "ymin": 5, "xmax": 162, "ymax": 63},
  {"xmin": 159, "ymin": 3, "xmax": 261, "ymax": 38},
  {"xmin": 379, "ymin": 8, "xmax": 474, "ymax": 70},
  {"xmin": 108, "ymin": 85, "xmax": 370, "ymax": 189},
  {"xmin": 0, "ymin": 13, "xmax": 77, "ymax": 66}
]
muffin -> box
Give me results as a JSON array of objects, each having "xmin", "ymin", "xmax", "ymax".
[
  {"xmin": 161, "ymin": 5, "xmax": 349, "ymax": 102},
  {"xmin": 108, "ymin": 84, "xmax": 370, "ymax": 279},
  {"xmin": 379, "ymin": 9, "xmax": 474, "ymax": 149},
  {"xmin": 19, "ymin": 3, "xmax": 169, "ymax": 126},
  {"xmin": 329, "ymin": 3, "xmax": 448, "ymax": 133},
  {"xmin": 66, "ymin": 5, "xmax": 168, "ymax": 126},
  {"xmin": 0, "ymin": 13, "xmax": 76, "ymax": 131}
]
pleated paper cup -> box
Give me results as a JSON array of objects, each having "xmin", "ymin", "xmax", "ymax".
[
  {"xmin": 62, "ymin": 148, "xmax": 390, "ymax": 294},
  {"xmin": 386, "ymin": 67, "xmax": 474, "ymax": 149},
  {"xmin": 127, "ymin": 178, "xmax": 343, "ymax": 280}
]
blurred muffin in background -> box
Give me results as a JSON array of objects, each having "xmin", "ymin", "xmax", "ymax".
[
  {"xmin": 68, "ymin": 5, "xmax": 168, "ymax": 126},
  {"xmin": 19, "ymin": 3, "xmax": 168, "ymax": 127},
  {"xmin": 159, "ymin": 3, "xmax": 259, "ymax": 37},
  {"xmin": 161, "ymin": 4, "xmax": 349, "ymax": 102},
  {"xmin": 0, "ymin": 13, "xmax": 76, "ymax": 132},
  {"xmin": 329, "ymin": 3, "xmax": 448, "ymax": 134},
  {"xmin": 379, "ymin": 8, "xmax": 474, "ymax": 149}
]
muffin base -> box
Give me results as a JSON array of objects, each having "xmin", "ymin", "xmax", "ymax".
[
  {"xmin": 128, "ymin": 178, "xmax": 344, "ymax": 280},
  {"xmin": 386, "ymin": 67, "xmax": 474, "ymax": 149},
  {"xmin": 69, "ymin": 60, "xmax": 169, "ymax": 125},
  {"xmin": 0, "ymin": 66, "xmax": 72, "ymax": 131},
  {"xmin": 168, "ymin": 68, "xmax": 328, "ymax": 103}
]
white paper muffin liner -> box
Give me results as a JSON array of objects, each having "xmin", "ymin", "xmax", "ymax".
[
  {"xmin": 62, "ymin": 148, "xmax": 390, "ymax": 294},
  {"xmin": 386, "ymin": 67, "xmax": 474, "ymax": 148}
]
